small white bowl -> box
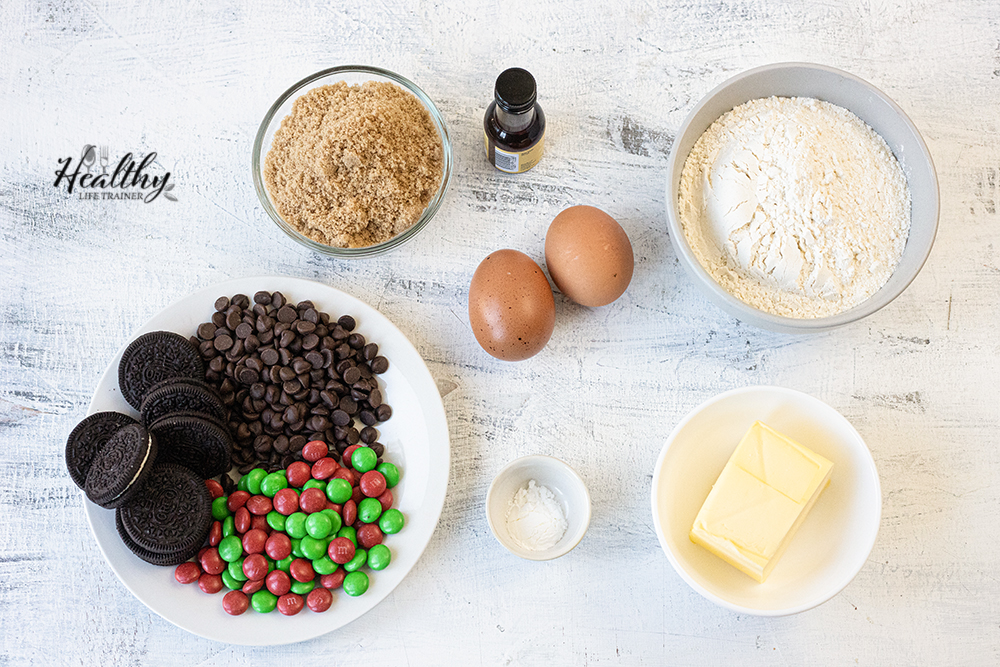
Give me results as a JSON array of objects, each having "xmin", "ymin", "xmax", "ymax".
[
  {"xmin": 486, "ymin": 455, "xmax": 591, "ymax": 561},
  {"xmin": 651, "ymin": 386, "xmax": 881, "ymax": 616}
]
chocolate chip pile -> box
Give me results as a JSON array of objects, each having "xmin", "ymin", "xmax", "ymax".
[{"xmin": 189, "ymin": 291, "xmax": 392, "ymax": 475}]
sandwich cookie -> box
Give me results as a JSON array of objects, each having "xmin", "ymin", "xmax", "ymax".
[
  {"xmin": 84, "ymin": 423, "xmax": 158, "ymax": 509},
  {"xmin": 65, "ymin": 411, "xmax": 139, "ymax": 490},
  {"xmin": 118, "ymin": 331, "xmax": 205, "ymax": 411}
]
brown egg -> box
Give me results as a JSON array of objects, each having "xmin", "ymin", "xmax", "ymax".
[
  {"xmin": 468, "ymin": 249, "xmax": 555, "ymax": 361},
  {"xmin": 544, "ymin": 205, "xmax": 634, "ymax": 307}
]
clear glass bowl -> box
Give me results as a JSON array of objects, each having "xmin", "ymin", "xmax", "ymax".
[{"xmin": 252, "ymin": 65, "xmax": 453, "ymax": 258}]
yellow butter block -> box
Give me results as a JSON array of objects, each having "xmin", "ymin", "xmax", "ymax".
[{"xmin": 690, "ymin": 421, "xmax": 833, "ymax": 583}]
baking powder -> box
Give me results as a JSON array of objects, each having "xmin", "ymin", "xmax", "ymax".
[
  {"xmin": 505, "ymin": 480, "xmax": 567, "ymax": 550},
  {"xmin": 678, "ymin": 96, "xmax": 911, "ymax": 318}
]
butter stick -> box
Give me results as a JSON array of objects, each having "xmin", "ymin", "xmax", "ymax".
[{"xmin": 690, "ymin": 421, "xmax": 833, "ymax": 583}]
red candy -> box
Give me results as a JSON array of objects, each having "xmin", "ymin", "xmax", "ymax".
[
  {"xmin": 302, "ymin": 440, "xmax": 329, "ymax": 462},
  {"xmin": 251, "ymin": 514, "xmax": 270, "ymax": 532},
  {"xmin": 242, "ymin": 553, "xmax": 269, "ymax": 581},
  {"xmin": 332, "ymin": 467, "xmax": 355, "ymax": 484},
  {"xmin": 208, "ymin": 521, "xmax": 223, "ymax": 547},
  {"xmin": 200, "ymin": 548, "xmax": 226, "ymax": 575},
  {"xmin": 285, "ymin": 461, "xmax": 311, "ymax": 488},
  {"xmin": 360, "ymin": 470, "xmax": 387, "ymax": 498},
  {"xmin": 246, "ymin": 494, "xmax": 273, "ymax": 516},
  {"xmin": 273, "ymin": 487, "xmax": 300, "ymax": 515},
  {"xmin": 174, "ymin": 561, "xmax": 201, "ymax": 584},
  {"xmin": 223, "ymin": 590, "xmax": 249, "ymax": 615},
  {"xmin": 289, "ymin": 558, "xmax": 315, "ymax": 583},
  {"xmin": 198, "ymin": 573, "xmax": 223, "ymax": 594},
  {"xmin": 234, "ymin": 507, "xmax": 252, "ymax": 534},
  {"xmin": 266, "ymin": 569, "xmax": 291, "ymax": 596},
  {"xmin": 319, "ymin": 569, "xmax": 345, "ymax": 590},
  {"xmin": 265, "ymin": 532, "xmax": 292, "ymax": 561},
  {"xmin": 277, "ymin": 593, "xmax": 305, "ymax": 616},
  {"xmin": 377, "ymin": 489, "xmax": 394, "ymax": 512},
  {"xmin": 306, "ymin": 587, "xmax": 333, "ymax": 612},
  {"xmin": 242, "ymin": 528, "xmax": 268, "ymax": 555},
  {"xmin": 342, "ymin": 499, "xmax": 357, "ymax": 526},
  {"xmin": 328, "ymin": 537, "xmax": 355, "ymax": 565},
  {"xmin": 242, "ymin": 579, "xmax": 264, "ymax": 595},
  {"xmin": 299, "ymin": 487, "xmax": 327, "ymax": 514},
  {"xmin": 227, "ymin": 490, "xmax": 251, "ymax": 512},
  {"xmin": 357, "ymin": 523, "xmax": 383, "ymax": 549},
  {"xmin": 311, "ymin": 457, "xmax": 338, "ymax": 480},
  {"xmin": 205, "ymin": 479, "xmax": 224, "ymax": 499},
  {"xmin": 326, "ymin": 501, "xmax": 342, "ymax": 514}
]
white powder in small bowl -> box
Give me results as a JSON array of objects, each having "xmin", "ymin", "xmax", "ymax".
[{"xmin": 505, "ymin": 480, "xmax": 568, "ymax": 551}]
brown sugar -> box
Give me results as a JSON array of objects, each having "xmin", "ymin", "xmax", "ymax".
[{"xmin": 263, "ymin": 80, "xmax": 444, "ymax": 248}]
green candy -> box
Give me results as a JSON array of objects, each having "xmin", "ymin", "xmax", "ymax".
[
  {"xmin": 259, "ymin": 472, "xmax": 288, "ymax": 498},
  {"xmin": 320, "ymin": 509, "xmax": 343, "ymax": 534},
  {"xmin": 358, "ymin": 497, "xmax": 382, "ymax": 523},
  {"xmin": 245, "ymin": 468, "xmax": 267, "ymax": 495},
  {"xmin": 290, "ymin": 579, "xmax": 315, "ymax": 595},
  {"xmin": 300, "ymin": 535, "xmax": 326, "ymax": 560},
  {"xmin": 351, "ymin": 446, "xmax": 377, "ymax": 473},
  {"xmin": 377, "ymin": 462, "xmax": 400, "ymax": 488},
  {"xmin": 221, "ymin": 515, "xmax": 236, "ymax": 538},
  {"xmin": 302, "ymin": 479, "xmax": 326, "ymax": 492},
  {"xmin": 337, "ymin": 526, "xmax": 357, "ymax": 546},
  {"xmin": 237, "ymin": 474, "xmax": 249, "ymax": 493},
  {"xmin": 285, "ymin": 512, "xmax": 308, "ymax": 539},
  {"xmin": 342, "ymin": 571, "xmax": 369, "ymax": 597},
  {"xmin": 344, "ymin": 548, "xmax": 367, "ymax": 573},
  {"xmin": 325, "ymin": 478, "xmax": 352, "ymax": 504},
  {"xmin": 290, "ymin": 537, "xmax": 304, "ymax": 558},
  {"xmin": 312, "ymin": 555, "xmax": 337, "ymax": 575},
  {"xmin": 211, "ymin": 496, "xmax": 231, "ymax": 521},
  {"xmin": 221, "ymin": 569, "xmax": 242, "ymax": 591},
  {"xmin": 367, "ymin": 544, "xmax": 391, "ymax": 571},
  {"xmin": 218, "ymin": 535, "xmax": 243, "ymax": 562},
  {"xmin": 228, "ymin": 558, "xmax": 248, "ymax": 582},
  {"xmin": 305, "ymin": 512, "xmax": 333, "ymax": 540},
  {"xmin": 266, "ymin": 510, "xmax": 287, "ymax": 532},
  {"xmin": 276, "ymin": 555, "xmax": 294, "ymax": 572},
  {"xmin": 379, "ymin": 509, "xmax": 405, "ymax": 534},
  {"xmin": 250, "ymin": 589, "xmax": 278, "ymax": 613}
]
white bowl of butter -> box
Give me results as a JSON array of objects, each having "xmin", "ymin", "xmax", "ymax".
[
  {"xmin": 651, "ymin": 386, "xmax": 881, "ymax": 615},
  {"xmin": 486, "ymin": 455, "xmax": 591, "ymax": 561}
]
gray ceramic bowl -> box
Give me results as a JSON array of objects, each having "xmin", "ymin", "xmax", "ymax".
[{"xmin": 665, "ymin": 62, "xmax": 938, "ymax": 333}]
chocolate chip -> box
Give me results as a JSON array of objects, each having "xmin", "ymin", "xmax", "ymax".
[{"xmin": 370, "ymin": 356, "xmax": 389, "ymax": 374}]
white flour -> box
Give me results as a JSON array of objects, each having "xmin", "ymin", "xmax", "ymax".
[{"xmin": 678, "ymin": 96, "xmax": 911, "ymax": 318}]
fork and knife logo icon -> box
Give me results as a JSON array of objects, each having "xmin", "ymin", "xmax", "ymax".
[{"xmin": 81, "ymin": 144, "xmax": 110, "ymax": 175}]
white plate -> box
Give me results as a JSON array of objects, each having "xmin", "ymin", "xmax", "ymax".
[
  {"xmin": 650, "ymin": 386, "xmax": 880, "ymax": 616},
  {"xmin": 84, "ymin": 276, "xmax": 450, "ymax": 644}
]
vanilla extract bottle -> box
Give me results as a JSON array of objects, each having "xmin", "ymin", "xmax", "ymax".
[{"xmin": 484, "ymin": 67, "xmax": 545, "ymax": 173}]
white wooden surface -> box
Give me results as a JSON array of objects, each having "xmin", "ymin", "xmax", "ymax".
[{"xmin": 2, "ymin": 0, "xmax": 999, "ymax": 664}]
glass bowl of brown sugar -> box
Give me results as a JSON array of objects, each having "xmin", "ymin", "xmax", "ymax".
[{"xmin": 252, "ymin": 65, "xmax": 453, "ymax": 258}]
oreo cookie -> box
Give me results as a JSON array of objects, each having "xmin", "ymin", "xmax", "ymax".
[
  {"xmin": 117, "ymin": 463, "xmax": 211, "ymax": 564},
  {"xmin": 118, "ymin": 331, "xmax": 204, "ymax": 411},
  {"xmin": 65, "ymin": 411, "xmax": 139, "ymax": 489},
  {"xmin": 149, "ymin": 413, "xmax": 232, "ymax": 479},
  {"xmin": 139, "ymin": 377, "xmax": 227, "ymax": 427},
  {"xmin": 114, "ymin": 508, "xmax": 197, "ymax": 566},
  {"xmin": 84, "ymin": 423, "xmax": 158, "ymax": 509},
  {"xmin": 118, "ymin": 463, "xmax": 212, "ymax": 560}
]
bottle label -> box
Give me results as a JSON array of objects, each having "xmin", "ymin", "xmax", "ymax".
[{"xmin": 484, "ymin": 132, "xmax": 545, "ymax": 174}]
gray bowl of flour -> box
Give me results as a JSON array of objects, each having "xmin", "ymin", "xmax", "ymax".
[{"xmin": 665, "ymin": 62, "xmax": 939, "ymax": 333}]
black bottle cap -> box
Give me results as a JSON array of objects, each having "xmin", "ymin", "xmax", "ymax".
[{"xmin": 494, "ymin": 68, "xmax": 536, "ymax": 114}]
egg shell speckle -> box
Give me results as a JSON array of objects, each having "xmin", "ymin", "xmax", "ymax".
[
  {"xmin": 468, "ymin": 249, "xmax": 556, "ymax": 361},
  {"xmin": 545, "ymin": 205, "xmax": 634, "ymax": 307}
]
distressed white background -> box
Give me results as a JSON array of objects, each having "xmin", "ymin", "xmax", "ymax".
[{"xmin": 2, "ymin": 0, "xmax": 999, "ymax": 664}]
